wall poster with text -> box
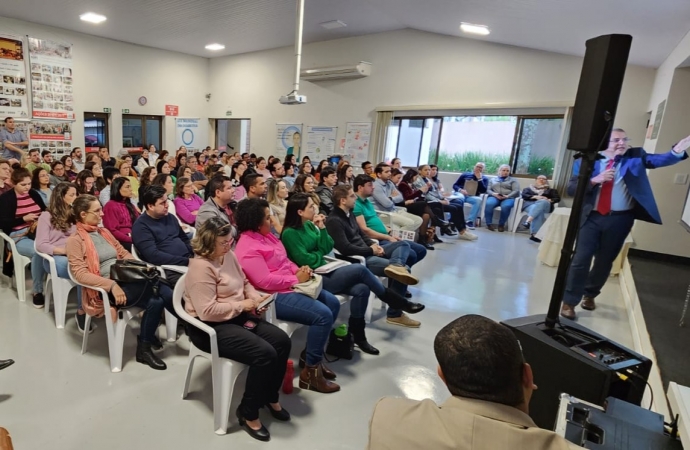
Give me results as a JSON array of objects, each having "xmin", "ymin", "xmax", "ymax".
[
  {"xmin": 0, "ymin": 34, "xmax": 29, "ymax": 118},
  {"xmin": 29, "ymin": 120, "xmax": 73, "ymax": 157},
  {"xmin": 304, "ymin": 126, "xmax": 337, "ymax": 162},
  {"xmin": 344, "ymin": 122, "xmax": 372, "ymax": 166},
  {"xmin": 28, "ymin": 37, "xmax": 75, "ymax": 120},
  {"xmin": 276, "ymin": 124, "xmax": 302, "ymax": 159}
]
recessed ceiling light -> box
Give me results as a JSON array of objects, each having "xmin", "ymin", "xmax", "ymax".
[
  {"xmin": 320, "ymin": 20, "xmax": 347, "ymax": 30},
  {"xmin": 205, "ymin": 43, "xmax": 225, "ymax": 51},
  {"xmin": 80, "ymin": 12, "xmax": 107, "ymax": 24},
  {"xmin": 460, "ymin": 22, "xmax": 490, "ymax": 35}
]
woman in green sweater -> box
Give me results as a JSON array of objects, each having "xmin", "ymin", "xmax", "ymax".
[{"xmin": 281, "ymin": 194, "xmax": 425, "ymax": 355}]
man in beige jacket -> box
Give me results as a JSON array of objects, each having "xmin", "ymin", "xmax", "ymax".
[{"xmin": 367, "ymin": 315, "xmax": 580, "ymax": 450}]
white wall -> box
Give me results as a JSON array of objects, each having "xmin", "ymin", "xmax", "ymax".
[
  {"xmin": 208, "ymin": 29, "xmax": 655, "ymax": 159},
  {"xmin": 0, "ymin": 15, "xmax": 211, "ymax": 154}
]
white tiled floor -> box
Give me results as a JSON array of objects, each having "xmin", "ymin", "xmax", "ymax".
[{"xmin": 0, "ymin": 228, "xmax": 633, "ymax": 449}]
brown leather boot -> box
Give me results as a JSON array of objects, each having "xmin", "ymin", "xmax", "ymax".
[
  {"xmin": 560, "ymin": 303, "xmax": 576, "ymax": 320},
  {"xmin": 581, "ymin": 296, "xmax": 596, "ymax": 311},
  {"xmin": 321, "ymin": 363, "xmax": 336, "ymax": 380},
  {"xmin": 299, "ymin": 364, "xmax": 340, "ymax": 393}
]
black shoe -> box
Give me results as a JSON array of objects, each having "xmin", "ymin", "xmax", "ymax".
[
  {"xmin": 440, "ymin": 225, "xmax": 457, "ymax": 236},
  {"xmin": 349, "ymin": 317, "xmax": 380, "ymax": 355},
  {"xmin": 237, "ymin": 408, "xmax": 270, "ymax": 441},
  {"xmin": 433, "ymin": 234, "xmax": 443, "ymax": 243},
  {"xmin": 150, "ymin": 335, "xmax": 163, "ymax": 350},
  {"xmin": 136, "ymin": 337, "xmax": 167, "ymax": 370},
  {"xmin": 522, "ymin": 221, "xmax": 531, "ymax": 229},
  {"xmin": 32, "ymin": 293, "xmax": 45, "ymax": 309},
  {"xmin": 75, "ymin": 313, "xmax": 95, "ymax": 334},
  {"xmin": 0, "ymin": 359, "xmax": 14, "ymax": 370},
  {"xmin": 529, "ymin": 235, "xmax": 542, "ymax": 243},
  {"xmin": 264, "ymin": 403, "xmax": 291, "ymax": 421},
  {"xmin": 422, "ymin": 242, "xmax": 435, "ymax": 250},
  {"xmin": 404, "ymin": 302, "xmax": 425, "ymax": 314},
  {"xmin": 380, "ymin": 288, "xmax": 425, "ymax": 315},
  {"xmin": 405, "ymin": 291, "xmax": 412, "ymax": 299}
]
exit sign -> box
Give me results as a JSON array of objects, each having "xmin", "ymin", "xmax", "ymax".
[
  {"xmin": 103, "ymin": 107, "xmax": 111, "ymax": 113},
  {"xmin": 122, "ymin": 109, "xmax": 130, "ymax": 114}
]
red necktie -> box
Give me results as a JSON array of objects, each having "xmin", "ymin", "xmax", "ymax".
[{"xmin": 596, "ymin": 159, "xmax": 616, "ymax": 215}]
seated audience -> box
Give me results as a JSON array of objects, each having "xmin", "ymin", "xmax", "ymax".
[
  {"xmin": 60, "ymin": 155, "xmax": 78, "ymax": 181},
  {"xmin": 315, "ymin": 166, "xmax": 337, "ymax": 215},
  {"xmin": 119, "ymin": 153, "xmax": 138, "ymax": 179},
  {"xmin": 151, "ymin": 173, "xmax": 193, "ymax": 235},
  {"xmin": 390, "ymin": 157, "xmax": 405, "ymax": 173},
  {"xmin": 136, "ymin": 147, "xmax": 154, "ymax": 174},
  {"xmin": 267, "ymin": 158, "xmax": 285, "ymax": 181},
  {"xmin": 234, "ymin": 199, "xmax": 341, "ymax": 394},
  {"xmin": 371, "ymin": 163, "xmax": 424, "ymax": 232},
  {"xmin": 297, "ymin": 161, "xmax": 313, "ymax": 177},
  {"xmin": 35, "ymin": 182, "xmax": 89, "ymax": 332},
  {"xmin": 99, "ymin": 147, "xmax": 116, "ymax": 168},
  {"xmin": 313, "ymin": 160, "xmax": 328, "ymax": 182},
  {"xmin": 291, "ymin": 173, "xmax": 316, "ymax": 195},
  {"xmin": 185, "ymin": 217, "xmax": 291, "ymax": 441},
  {"xmin": 177, "ymin": 165, "xmax": 193, "ymax": 182},
  {"xmin": 282, "ymin": 162, "xmax": 295, "ymax": 189},
  {"xmin": 281, "ymin": 194, "xmax": 425, "ymax": 355},
  {"xmin": 71, "ymin": 147, "xmax": 85, "ymax": 171},
  {"xmin": 0, "ymin": 158, "xmax": 12, "ymax": 195},
  {"xmin": 25, "ymin": 148, "xmax": 49, "ymax": 174},
  {"xmin": 420, "ymin": 164, "xmax": 477, "ymax": 240},
  {"xmin": 267, "ymin": 179, "xmax": 288, "ymax": 234},
  {"xmin": 196, "ymin": 175, "xmax": 235, "ymax": 229},
  {"xmin": 337, "ymin": 164, "xmax": 354, "ymax": 186},
  {"xmin": 173, "ymin": 177, "xmax": 203, "ymax": 226},
  {"xmin": 520, "ymin": 175, "xmax": 560, "ymax": 242},
  {"xmin": 103, "ymin": 177, "xmax": 140, "ymax": 251},
  {"xmin": 146, "ymin": 144, "xmax": 159, "ymax": 166},
  {"xmin": 66, "ymin": 195, "xmax": 166, "ymax": 370},
  {"xmin": 399, "ymin": 168, "xmax": 454, "ymax": 238},
  {"xmin": 133, "ymin": 185, "xmax": 192, "ymax": 315},
  {"xmin": 0, "ymin": 167, "xmax": 47, "ymax": 307},
  {"xmin": 368, "ymin": 314, "xmax": 579, "ymax": 450},
  {"xmin": 327, "ymin": 182, "xmax": 425, "ymax": 328},
  {"xmin": 50, "ymin": 160, "xmax": 69, "ymax": 187},
  {"xmin": 138, "ymin": 166, "xmax": 157, "ymax": 205},
  {"xmin": 362, "ymin": 161, "xmax": 375, "ymax": 179},
  {"xmin": 230, "ymin": 161, "xmax": 248, "ymax": 201},
  {"xmin": 243, "ymin": 172, "xmax": 267, "ymax": 200},
  {"xmin": 484, "ymin": 164, "xmax": 520, "ymax": 232},
  {"xmin": 31, "ymin": 167, "xmax": 52, "ymax": 205},
  {"xmin": 118, "ymin": 159, "xmax": 140, "ymax": 200},
  {"xmin": 98, "ymin": 167, "xmax": 121, "ymax": 205},
  {"xmin": 188, "ymin": 155, "xmax": 208, "ymax": 189},
  {"xmin": 156, "ymin": 160, "xmax": 176, "ymax": 185},
  {"xmin": 452, "ymin": 162, "xmax": 489, "ymax": 229},
  {"xmin": 75, "ymin": 169, "xmax": 95, "ymax": 195},
  {"xmin": 255, "ymin": 157, "xmax": 271, "ymax": 179}
]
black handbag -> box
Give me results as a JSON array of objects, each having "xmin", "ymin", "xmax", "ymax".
[
  {"xmin": 109, "ymin": 259, "xmax": 160, "ymax": 308},
  {"xmin": 325, "ymin": 327, "xmax": 354, "ymax": 361}
]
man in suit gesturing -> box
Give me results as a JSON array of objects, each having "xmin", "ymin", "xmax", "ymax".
[{"xmin": 561, "ymin": 128, "xmax": 689, "ymax": 319}]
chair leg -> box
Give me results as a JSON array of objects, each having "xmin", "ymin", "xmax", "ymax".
[
  {"xmin": 164, "ymin": 310, "xmax": 178, "ymax": 342},
  {"xmin": 15, "ymin": 265, "xmax": 26, "ymax": 302},
  {"xmin": 107, "ymin": 316, "xmax": 128, "ymax": 373},
  {"xmin": 212, "ymin": 360, "xmax": 234, "ymax": 435},
  {"xmin": 81, "ymin": 315, "xmax": 92, "ymax": 354},
  {"xmin": 53, "ymin": 284, "xmax": 68, "ymax": 329},
  {"xmin": 182, "ymin": 354, "xmax": 198, "ymax": 399}
]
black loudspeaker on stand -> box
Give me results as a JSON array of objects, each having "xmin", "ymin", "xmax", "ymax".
[{"xmin": 501, "ymin": 34, "xmax": 652, "ymax": 430}]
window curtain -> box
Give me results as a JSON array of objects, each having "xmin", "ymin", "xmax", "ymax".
[
  {"xmin": 372, "ymin": 111, "xmax": 394, "ymax": 164},
  {"xmin": 553, "ymin": 107, "xmax": 575, "ymax": 199}
]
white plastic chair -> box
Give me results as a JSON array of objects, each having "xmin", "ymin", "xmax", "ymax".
[
  {"xmin": 481, "ymin": 194, "xmax": 522, "ymax": 231},
  {"xmin": 0, "ymin": 231, "xmax": 32, "ymax": 302},
  {"xmin": 68, "ymin": 266, "xmax": 143, "ymax": 373},
  {"xmin": 131, "ymin": 245, "xmax": 182, "ymax": 342},
  {"xmin": 511, "ymin": 200, "xmax": 558, "ymax": 233},
  {"xmin": 172, "ymin": 274, "xmax": 248, "ymax": 435},
  {"xmin": 35, "ymin": 246, "xmax": 77, "ymax": 328}
]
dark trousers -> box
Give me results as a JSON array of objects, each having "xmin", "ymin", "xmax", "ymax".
[
  {"xmin": 159, "ymin": 269, "xmax": 184, "ymax": 319},
  {"xmin": 188, "ymin": 314, "xmax": 291, "ymax": 421},
  {"xmin": 563, "ymin": 211, "xmax": 634, "ymax": 306},
  {"xmin": 441, "ymin": 202, "xmax": 466, "ymax": 230},
  {"xmin": 108, "ymin": 281, "xmax": 165, "ymax": 343}
]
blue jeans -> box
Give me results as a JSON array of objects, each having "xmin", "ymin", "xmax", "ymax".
[
  {"xmin": 43, "ymin": 255, "xmax": 82, "ymax": 310},
  {"xmin": 374, "ymin": 240, "xmax": 427, "ymax": 318},
  {"xmin": 524, "ymin": 200, "xmax": 551, "ymax": 234},
  {"xmin": 10, "ymin": 231, "xmax": 46, "ymax": 294},
  {"xmin": 274, "ymin": 290, "xmax": 340, "ymax": 366},
  {"xmin": 464, "ymin": 196, "xmax": 482, "ymax": 223},
  {"xmin": 322, "ymin": 264, "xmax": 384, "ymax": 319},
  {"xmin": 484, "ymin": 197, "xmax": 515, "ymax": 226},
  {"xmin": 563, "ymin": 211, "xmax": 634, "ymax": 306}
]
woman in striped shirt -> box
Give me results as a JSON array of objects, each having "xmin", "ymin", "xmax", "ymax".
[{"xmin": 0, "ymin": 167, "xmax": 48, "ymax": 307}]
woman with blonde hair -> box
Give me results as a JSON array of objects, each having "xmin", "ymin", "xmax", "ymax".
[{"xmin": 266, "ymin": 178, "xmax": 288, "ymax": 234}]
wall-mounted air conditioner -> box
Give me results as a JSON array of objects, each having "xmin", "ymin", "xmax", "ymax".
[{"xmin": 301, "ymin": 61, "xmax": 372, "ymax": 81}]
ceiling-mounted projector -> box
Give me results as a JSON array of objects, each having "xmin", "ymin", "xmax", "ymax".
[{"xmin": 279, "ymin": 92, "xmax": 307, "ymax": 105}]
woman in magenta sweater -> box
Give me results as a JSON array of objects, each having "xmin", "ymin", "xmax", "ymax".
[
  {"xmin": 103, "ymin": 177, "xmax": 139, "ymax": 251},
  {"xmin": 234, "ymin": 198, "xmax": 341, "ymax": 394},
  {"xmin": 173, "ymin": 177, "xmax": 203, "ymax": 226}
]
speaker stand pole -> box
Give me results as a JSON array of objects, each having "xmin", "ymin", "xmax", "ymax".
[{"xmin": 544, "ymin": 144, "xmax": 603, "ymax": 328}]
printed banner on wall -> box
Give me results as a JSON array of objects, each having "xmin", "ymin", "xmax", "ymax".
[
  {"xmin": 276, "ymin": 124, "xmax": 302, "ymax": 159},
  {"xmin": 176, "ymin": 118, "xmax": 201, "ymax": 151},
  {"xmin": 304, "ymin": 126, "xmax": 337, "ymax": 161},
  {"xmin": 0, "ymin": 34, "xmax": 29, "ymax": 119},
  {"xmin": 344, "ymin": 122, "xmax": 372, "ymax": 166},
  {"xmin": 28, "ymin": 37, "xmax": 75, "ymax": 120},
  {"xmin": 29, "ymin": 120, "xmax": 73, "ymax": 157}
]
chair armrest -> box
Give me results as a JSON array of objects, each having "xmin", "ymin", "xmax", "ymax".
[{"xmin": 161, "ymin": 265, "xmax": 188, "ymax": 274}]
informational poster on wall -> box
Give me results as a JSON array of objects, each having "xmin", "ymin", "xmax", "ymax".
[
  {"xmin": 29, "ymin": 120, "xmax": 73, "ymax": 157},
  {"xmin": 0, "ymin": 34, "xmax": 30, "ymax": 119},
  {"xmin": 276, "ymin": 123, "xmax": 302, "ymax": 159},
  {"xmin": 176, "ymin": 118, "xmax": 204, "ymax": 152},
  {"xmin": 344, "ymin": 122, "xmax": 372, "ymax": 166},
  {"xmin": 28, "ymin": 37, "xmax": 75, "ymax": 120},
  {"xmin": 304, "ymin": 126, "xmax": 337, "ymax": 161}
]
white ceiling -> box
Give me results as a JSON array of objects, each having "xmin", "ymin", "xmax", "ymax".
[{"xmin": 1, "ymin": 0, "xmax": 688, "ymax": 67}]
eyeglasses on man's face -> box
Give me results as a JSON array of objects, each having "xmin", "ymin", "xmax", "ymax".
[{"xmin": 610, "ymin": 137, "xmax": 630, "ymax": 144}]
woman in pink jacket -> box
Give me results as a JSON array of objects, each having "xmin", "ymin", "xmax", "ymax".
[
  {"xmin": 173, "ymin": 177, "xmax": 203, "ymax": 226},
  {"xmin": 102, "ymin": 177, "xmax": 140, "ymax": 251},
  {"xmin": 234, "ymin": 198, "xmax": 341, "ymax": 394}
]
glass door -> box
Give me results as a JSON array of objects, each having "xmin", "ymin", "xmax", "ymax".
[{"xmin": 122, "ymin": 114, "xmax": 162, "ymax": 150}]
